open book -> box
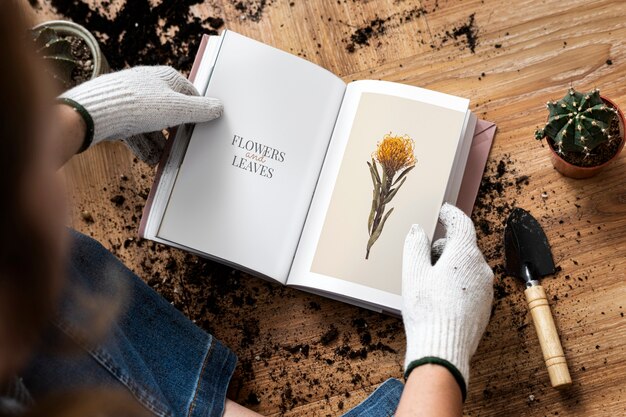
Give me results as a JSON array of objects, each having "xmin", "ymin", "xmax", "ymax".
[{"xmin": 140, "ymin": 31, "xmax": 496, "ymax": 315}]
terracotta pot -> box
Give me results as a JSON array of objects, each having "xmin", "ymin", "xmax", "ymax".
[
  {"xmin": 32, "ymin": 20, "xmax": 109, "ymax": 81},
  {"xmin": 546, "ymin": 96, "xmax": 625, "ymax": 179}
]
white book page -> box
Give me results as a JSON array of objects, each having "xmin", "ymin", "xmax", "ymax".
[
  {"xmin": 288, "ymin": 81, "xmax": 469, "ymax": 311},
  {"xmin": 157, "ymin": 31, "xmax": 346, "ymax": 283}
]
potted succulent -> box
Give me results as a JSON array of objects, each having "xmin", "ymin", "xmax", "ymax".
[
  {"xmin": 535, "ymin": 88, "xmax": 625, "ymax": 179},
  {"xmin": 31, "ymin": 20, "xmax": 108, "ymax": 92}
]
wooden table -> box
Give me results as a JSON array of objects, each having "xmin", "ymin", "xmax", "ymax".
[{"xmin": 28, "ymin": 0, "xmax": 626, "ymax": 415}]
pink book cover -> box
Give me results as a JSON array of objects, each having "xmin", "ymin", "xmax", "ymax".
[
  {"xmin": 457, "ymin": 119, "xmax": 496, "ymax": 216},
  {"xmin": 139, "ymin": 34, "xmax": 496, "ymax": 237}
]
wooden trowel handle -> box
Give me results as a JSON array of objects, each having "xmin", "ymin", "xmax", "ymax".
[{"xmin": 524, "ymin": 285, "xmax": 572, "ymax": 388}]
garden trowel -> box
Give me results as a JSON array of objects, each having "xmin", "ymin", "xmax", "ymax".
[{"xmin": 504, "ymin": 208, "xmax": 572, "ymax": 389}]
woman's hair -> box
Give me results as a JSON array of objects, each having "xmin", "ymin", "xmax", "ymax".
[
  {"xmin": 0, "ymin": 4, "xmax": 147, "ymax": 416},
  {"xmin": 0, "ymin": 0, "xmax": 63, "ymax": 379}
]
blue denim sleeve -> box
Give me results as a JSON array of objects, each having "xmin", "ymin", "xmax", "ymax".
[
  {"xmin": 22, "ymin": 229, "xmax": 237, "ymax": 417},
  {"xmin": 341, "ymin": 378, "xmax": 404, "ymax": 417}
]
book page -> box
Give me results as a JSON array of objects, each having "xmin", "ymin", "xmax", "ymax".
[
  {"xmin": 288, "ymin": 81, "xmax": 469, "ymax": 311},
  {"xmin": 157, "ymin": 31, "xmax": 346, "ymax": 283}
]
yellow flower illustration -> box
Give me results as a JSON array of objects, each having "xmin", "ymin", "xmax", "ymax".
[
  {"xmin": 373, "ymin": 134, "xmax": 416, "ymax": 177},
  {"xmin": 366, "ymin": 133, "xmax": 416, "ymax": 260}
]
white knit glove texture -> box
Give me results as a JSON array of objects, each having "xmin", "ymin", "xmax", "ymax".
[
  {"xmin": 59, "ymin": 66, "xmax": 223, "ymax": 165},
  {"xmin": 402, "ymin": 203, "xmax": 494, "ymax": 400}
]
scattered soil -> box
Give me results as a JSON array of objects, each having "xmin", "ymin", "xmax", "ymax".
[
  {"xmin": 344, "ymin": 5, "xmax": 479, "ymax": 54},
  {"xmin": 470, "ymin": 154, "xmax": 531, "ymax": 305},
  {"xmin": 110, "ymin": 194, "xmax": 125, "ymax": 206},
  {"xmin": 48, "ymin": 0, "xmax": 225, "ymax": 72},
  {"xmin": 66, "ymin": 35, "xmax": 94, "ymax": 86},
  {"xmin": 320, "ymin": 325, "xmax": 339, "ymax": 346},
  {"xmin": 245, "ymin": 391, "xmax": 261, "ymax": 405},
  {"xmin": 308, "ymin": 301, "xmax": 321, "ymax": 311},
  {"xmin": 346, "ymin": 18, "xmax": 387, "ymax": 53},
  {"xmin": 231, "ymin": 0, "xmax": 273, "ymax": 22},
  {"xmin": 345, "ymin": 7, "xmax": 427, "ymax": 53},
  {"xmin": 449, "ymin": 13, "xmax": 478, "ymax": 53},
  {"xmin": 546, "ymin": 114, "xmax": 622, "ymax": 167},
  {"xmin": 80, "ymin": 210, "xmax": 94, "ymax": 223}
]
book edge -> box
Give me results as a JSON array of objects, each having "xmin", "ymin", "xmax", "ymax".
[{"xmin": 138, "ymin": 34, "xmax": 211, "ymax": 239}]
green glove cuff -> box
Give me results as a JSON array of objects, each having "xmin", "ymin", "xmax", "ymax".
[
  {"xmin": 404, "ymin": 356, "xmax": 467, "ymax": 402},
  {"xmin": 57, "ymin": 97, "xmax": 95, "ymax": 154}
]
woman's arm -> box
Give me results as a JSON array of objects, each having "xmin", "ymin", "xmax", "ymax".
[
  {"xmin": 395, "ymin": 364, "xmax": 462, "ymax": 417},
  {"xmin": 54, "ymin": 104, "xmax": 86, "ymax": 166},
  {"xmin": 56, "ymin": 66, "xmax": 223, "ymax": 166},
  {"xmin": 400, "ymin": 204, "xmax": 494, "ymax": 414},
  {"xmin": 224, "ymin": 399, "xmax": 263, "ymax": 416}
]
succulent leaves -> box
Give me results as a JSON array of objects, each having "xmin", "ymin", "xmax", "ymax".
[
  {"xmin": 31, "ymin": 27, "xmax": 79, "ymax": 88},
  {"xmin": 535, "ymin": 88, "xmax": 618, "ymax": 154}
]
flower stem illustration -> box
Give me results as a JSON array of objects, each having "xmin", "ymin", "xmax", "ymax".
[{"xmin": 366, "ymin": 133, "xmax": 416, "ymax": 259}]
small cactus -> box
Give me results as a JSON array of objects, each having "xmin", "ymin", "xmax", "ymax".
[
  {"xmin": 31, "ymin": 27, "xmax": 79, "ymax": 88},
  {"xmin": 535, "ymin": 88, "xmax": 618, "ymax": 156}
]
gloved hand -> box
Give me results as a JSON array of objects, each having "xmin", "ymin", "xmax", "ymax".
[
  {"xmin": 402, "ymin": 203, "xmax": 494, "ymax": 401},
  {"xmin": 59, "ymin": 66, "xmax": 223, "ymax": 165}
]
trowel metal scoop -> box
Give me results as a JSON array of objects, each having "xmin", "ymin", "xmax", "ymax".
[{"xmin": 504, "ymin": 208, "xmax": 572, "ymax": 389}]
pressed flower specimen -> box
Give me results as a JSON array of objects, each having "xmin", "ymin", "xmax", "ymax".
[{"xmin": 366, "ymin": 133, "xmax": 416, "ymax": 259}]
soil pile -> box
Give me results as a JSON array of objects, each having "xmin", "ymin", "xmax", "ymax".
[
  {"xmin": 67, "ymin": 35, "xmax": 94, "ymax": 85},
  {"xmin": 48, "ymin": 0, "xmax": 225, "ymax": 71}
]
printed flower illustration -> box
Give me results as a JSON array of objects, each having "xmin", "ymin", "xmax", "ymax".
[{"xmin": 366, "ymin": 133, "xmax": 416, "ymax": 259}]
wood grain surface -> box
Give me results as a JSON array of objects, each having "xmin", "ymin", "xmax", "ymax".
[{"xmin": 26, "ymin": 0, "xmax": 626, "ymax": 415}]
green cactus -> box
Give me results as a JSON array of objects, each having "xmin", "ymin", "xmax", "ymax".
[
  {"xmin": 31, "ymin": 27, "xmax": 79, "ymax": 88},
  {"xmin": 535, "ymin": 88, "xmax": 618, "ymax": 156}
]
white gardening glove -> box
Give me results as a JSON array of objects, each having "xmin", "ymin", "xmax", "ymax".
[
  {"xmin": 402, "ymin": 203, "xmax": 494, "ymax": 401},
  {"xmin": 59, "ymin": 66, "xmax": 223, "ymax": 165}
]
